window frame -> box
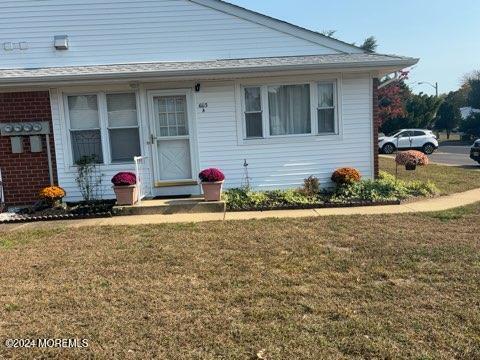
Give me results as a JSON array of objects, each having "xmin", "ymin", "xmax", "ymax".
[
  {"xmin": 316, "ymin": 81, "xmax": 338, "ymax": 135},
  {"xmin": 242, "ymin": 86, "xmax": 264, "ymax": 139},
  {"xmin": 105, "ymin": 92, "xmax": 141, "ymax": 164},
  {"xmin": 237, "ymin": 75, "xmax": 341, "ymax": 144},
  {"xmin": 63, "ymin": 90, "xmax": 142, "ymax": 166}
]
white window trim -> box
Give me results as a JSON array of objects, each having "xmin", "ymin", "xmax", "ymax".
[
  {"xmin": 63, "ymin": 90, "xmax": 142, "ymax": 167},
  {"xmin": 235, "ymin": 74, "xmax": 343, "ymax": 145}
]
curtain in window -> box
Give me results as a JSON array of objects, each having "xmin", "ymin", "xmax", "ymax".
[
  {"xmin": 268, "ymin": 84, "xmax": 311, "ymax": 136},
  {"xmin": 68, "ymin": 95, "xmax": 103, "ymax": 164},
  {"xmin": 318, "ymin": 83, "xmax": 335, "ymax": 133}
]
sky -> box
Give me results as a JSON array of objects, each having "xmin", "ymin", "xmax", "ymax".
[{"xmin": 228, "ymin": 0, "xmax": 480, "ymax": 96}]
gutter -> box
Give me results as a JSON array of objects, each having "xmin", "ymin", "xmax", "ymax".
[{"xmin": 0, "ymin": 58, "xmax": 419, "ymax": 86}]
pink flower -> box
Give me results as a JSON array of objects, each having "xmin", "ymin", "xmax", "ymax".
[
  {"xmin": 199, "ymin": 168, "xmax": 225, "ymax": 182},
  {"xmin": 395, "ymin": 151, "xmax": 429, "ymax": 166},
  {"xmin": 111, "ymin": 172, "xmax": 137, "ymax": 186}
]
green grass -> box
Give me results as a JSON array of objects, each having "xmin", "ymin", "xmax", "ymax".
[
  {"xmin": 1, "ymin": 204, "xmax": 480, "ymax": 359},
  {"xmin": 380, "ymin": 156, "xmax": 480, "ymax": 195}
]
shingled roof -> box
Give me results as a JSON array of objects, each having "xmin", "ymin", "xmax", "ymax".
[{"xmin": 0, "ymin": 53, "xmax": 418, "ymax": 84}]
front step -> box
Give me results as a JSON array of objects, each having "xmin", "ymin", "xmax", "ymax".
[{"xmin": 114, "ymin": 197, "xmax": 225, "ymax": 216}]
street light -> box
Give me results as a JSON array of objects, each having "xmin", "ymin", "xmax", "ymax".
[{"xmin": 417, "ymin": 81, "xmax": 438, "ymax": 97}]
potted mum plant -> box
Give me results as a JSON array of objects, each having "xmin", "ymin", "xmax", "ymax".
[
  {"xmin": 39, "ymin": 186, "xmax": 66, "ymax": 208},
  {"xmin": 199, "ymin": 168, "xmax": 225, "ymax": 202},
  {"xmin": 111, "ymin": 172, "xmax": 138, "ymax": 205},
  {"xmin": 395, "ymin": 150, "xmax": 429, "ymax": 171}
]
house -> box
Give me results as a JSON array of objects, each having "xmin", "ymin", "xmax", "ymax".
[
  {"xmin": 0, "ymin": 0, "xmax": 418, "ymax": 206},
  {"xmin": 460, "ymin": 107, "xmax": 480, "ymax": 120}
]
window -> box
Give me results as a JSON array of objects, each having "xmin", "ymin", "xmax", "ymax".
[
  {"xmin": 397, "ymin": 131, "xmax": 412, "ymax": 138},
  {"xmin": 268, "ymin": 84, "xmax": 311, "ymax": 136},
  {"xmin": 241, "ymin": 80, "xmax": 338, "ymax": 140},
  {"xmin": 107, "ymin": 93, "xmax": 141, "ymax": 163},
  {"xmin": 68, "ymin": 95, "xmax": 103, "ymax": 164},
  {"xmin": 66, "ymin": 92, "xmax": 141, "ymax": 165},
  {"xmin": 244, "ymin": 87, "xmax": 263, "ymax": 138},
  {"xmin": 412, "ymin": 131, "xmax": 425, "ymax": 137},
  {"xmin": 156, "ymin": 96, "xmax": 188, "ymax": 137},
  {"xmin": 317, "ymin": 83, "xmax": 336, "ymax": 133}
]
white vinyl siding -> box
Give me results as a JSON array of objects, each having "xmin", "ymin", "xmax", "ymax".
[
  {"xmin": 0, "ymin": 0, "xmax": 342, "ymax": 69},
  {"xmin": 50, "ymin": 74, "xmax": 373, "ymax": 202},
  {"xmin": 198, "ymin": 75, "xmax": 373, "ymax": 190}
]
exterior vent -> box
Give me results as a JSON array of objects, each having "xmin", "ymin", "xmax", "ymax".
[{"xmin": 54, "ymin": 35, "xmax": 69, "ymax": 50}]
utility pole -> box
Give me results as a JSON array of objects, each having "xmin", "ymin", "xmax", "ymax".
[{"xmin": 418, "ymin": 81, "xmax": 439, "ymax": 97}]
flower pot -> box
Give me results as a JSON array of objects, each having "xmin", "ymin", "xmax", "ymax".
[
  {"xmin": 405, "ymin": 163, "xmax": 417, "ymax": 171},
  {"xmin": 113, "ymin": 185, "xmax": 138, "ymax": 205},
  {"xmin": 201, "ymin": 181, "xmax": 224, "ymax": 202}
]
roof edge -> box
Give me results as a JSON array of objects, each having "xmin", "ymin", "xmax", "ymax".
[
  {"xmin": 0, "ymin": 57, "xmax": 419, "ymax": 85},
  {"xmin": 188, "ymin": 0, "xmax": 365, "ymax": 54}
]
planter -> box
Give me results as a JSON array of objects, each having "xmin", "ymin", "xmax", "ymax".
[
  {"xmin": 201, "ymin": 181, "xmax": 224, "ymax": 202},
  {"xmin": 113, "ymin": 185, "xmax": 138, "ymax": 205},
  {"xmin": 405, "ymin": 163, "xmax": 417, "ymax": 171}
]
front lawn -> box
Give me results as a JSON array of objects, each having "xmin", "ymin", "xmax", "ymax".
[
  {"xmin": 380, "ymin": 156, "xmax": 480, "ymax": 195},
  {"xmin": 1, "ymin": 205, "xmax": 480, "ymax": 359}
]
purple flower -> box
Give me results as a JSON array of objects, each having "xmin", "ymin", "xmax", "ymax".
[
  {"xmin": 199, "ymin": 168, "xmax": 225, "ymax": 182},
  {"xmin": 111, "ymin": 172, "xmax": 137, "ymax": 186}
]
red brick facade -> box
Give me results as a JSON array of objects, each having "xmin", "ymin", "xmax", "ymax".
[
  {"xmin": 372, "ymin": 78, "xmax": 380, "ymax": 178},
  {"xmin": 0, "ymin": 91, "xmax": 57, "ymax": 206}
]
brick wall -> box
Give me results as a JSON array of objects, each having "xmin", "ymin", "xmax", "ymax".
[
  {"xmin": 373, "ymin": 78, "xmax": 380, "ymax": 178},
  {"xmin": 0, "ymin": 91, "xmax": 57, "ymax": 206}
]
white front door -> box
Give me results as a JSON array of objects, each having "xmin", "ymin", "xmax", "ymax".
[{"xmin": 148, "ymin": 90, "xmax": 196, "ymax": 186}]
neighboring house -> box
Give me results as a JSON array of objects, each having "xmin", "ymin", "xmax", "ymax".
[
  {"xmin": 460, "ymin": 107, "xmax": 480, "ymax": 120},
  {"xmin": 0, "ymin": 0, "xmax": 418, "ymax": 205}
]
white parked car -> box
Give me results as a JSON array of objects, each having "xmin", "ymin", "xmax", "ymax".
[{"xmin": 379, "ymin": 129, "xmax": 439, "ymax": 155}]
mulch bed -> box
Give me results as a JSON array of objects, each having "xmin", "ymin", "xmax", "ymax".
[{"xmin": 0, "ymin": 200, "xmax": 116, "ymax": 224}]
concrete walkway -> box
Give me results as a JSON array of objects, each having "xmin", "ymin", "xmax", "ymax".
[{"xmin": 3, "ymin": 188, "xmax": 480, "ymax": 231}]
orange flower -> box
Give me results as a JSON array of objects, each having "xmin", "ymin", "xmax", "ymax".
[
  {"xmin": 331, "ymin": 168, "xmax": 362, "ymax": 185},
  {"xmin": 39, "ymin": 186, "xmax": 66, "ymax": 200}
]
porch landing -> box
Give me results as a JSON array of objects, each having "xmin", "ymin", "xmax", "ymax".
[{"xmin": 114, "ymin": 197, "xmax": 225, "ymax": 216}]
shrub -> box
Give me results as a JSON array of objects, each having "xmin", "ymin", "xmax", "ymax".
[
  {"xmin": 75, "ymin": 155, "xmax": 103, "ymax": 201},
  {"xmin": 199, "ymin": 168, "xmax": 225, "ymax": 182},
  {"xmin": 331, "ymin": 168, "xmax": 361, "ymax": 185},
  {"xmin": 331, "ymin": 171, "xmax": 438, "ymax": 202},
  {"xmin": 111, "ymin": 172, "xmax": 137, "ymax": 186},
  {"xmin": 223, "ymin": 188, "xmax": 317, "ymax": 210},
  {"xmin": 300, "ymin": 176, "xmax": 320, "ymax": 197},
  {"xmin": 395, "ymin": 150, "xmax": 429, "ymax": 166},
  {"xmin": 39, "ymin": 186, "xmax": 66, "ymax": 205}
]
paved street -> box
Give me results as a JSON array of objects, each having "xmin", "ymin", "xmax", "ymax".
[
  {"xmin": 383, "ymin": 144, "xmax": 480, "ymax": 167},
  {"xmin": 431, "ymin": 145, "xmax": 479, "ymax": 167}
]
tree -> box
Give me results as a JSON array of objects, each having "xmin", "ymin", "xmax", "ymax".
[
  {"xmin": 377, "ymin": 72, "xmax": 410, "ymax": 133},
  {"xmin": 320, "ymin": 30, "xmax": 337, "ymax": 38},
  {"xmin": 459, "ymin": 113, "xmax": 480, "ymax": 140},
  {"xmin": 434, "ymin": 95, "xmax": 461, "ymax": 139},
  {"xmin": 380, "ymin": 92, "xmax": 442, "ymax": 135},
  {"xmin": 360, "ymin": 36, "xmax": 377, "ymax": 53},
  {"xmin": 467, "ymin": 79, "xmax": 480, "ymax": 109}
]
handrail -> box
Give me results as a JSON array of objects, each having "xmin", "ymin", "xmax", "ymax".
[{"xmin": 134, "ymin": 156, "xmax": 149, "ymax": 204}]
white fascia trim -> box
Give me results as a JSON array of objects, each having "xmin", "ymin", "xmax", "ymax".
[
  {"xmin": 188, "ymin": 0, "xmax": 364, "ymax": 54},
  {"xmin": 0, "ymin": 59, "xmax": 419, "ymax": 87}
]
